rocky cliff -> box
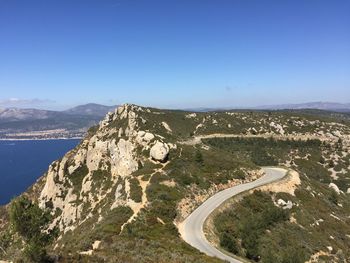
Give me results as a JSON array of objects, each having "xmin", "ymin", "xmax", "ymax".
[{"xmin": 38, "ymin": 104, "xmax": 176, "ymax": 234}]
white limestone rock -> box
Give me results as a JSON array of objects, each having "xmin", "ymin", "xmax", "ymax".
[
  {"xmin": 162, "ymin": 121, "xmax": 172, "ymax": 133},
  {"xmin": 100, "ymin": 111, "xmax": 114, "ymax": 127},
  {"xmin": 332, "ymin": 130, "xmax": 342, "ymax": 137},
  {"xmin": 150, "ymin": 141, "xmax": 170, "ymax": 162},
  {"xmin": 109, "ymin": 138, "xmax": 139, "ymax": 177},
  {"xmin": 118, "ymin": 127, "xmax": 123, "ymax": 137},
  {"xmin": 92, "ymin": 240, "xmax": 101, "ymax": 250},
  {"xmin": 270, "ymin": 122, "xmax": 285, "ymax": 135},
  {"xmin": 248, "ymin": 127, "xmax": 258, "ymax": 134},
  {"xmin": 329, "ymin": 183, "xmax": 341, "ymax": 194},
  {"xmin": 185, "ymin": 113, "xmax": 197, "ymax": 118},
  {"xmin": 277, "ymin": 199, "xmax": 287, "ymax": 206},
  {"xmin": 144, "ymin": 132, "xmax": 155, "ymax": 142},
  {"xmin": 168, "ymin": 143, "xmax": 177, "ymax": 150},
  {"xmin": 277, "ymin": 199, "xmax": 293, "ymax": 209},
  {"xmin": 137, "ymin": 131, "xmax": 146, "ymax": 137},
  {"xmin": 86, "ymin": 136, "xmax": 109, "ymax": 172}
]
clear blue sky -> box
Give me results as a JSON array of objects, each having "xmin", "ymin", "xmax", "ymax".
[{"xmin": 0, "ymin": 0, "xmax": 349, "ymax": 109}]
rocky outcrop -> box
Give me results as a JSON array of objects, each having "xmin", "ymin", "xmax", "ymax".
[
  {"xmin": 270, "ymin": 121, "xmax": 285, "ymax": 135},
  {"xmin": 161, "ymin": 122, "xmax": 172, "ymax": 133},
  {"xmin": 329, "ymin": 183, "xmax": 341, "ymax": 194},
  {"xmin": 38, "ymin": 104, "xmax": 174, "ymax": 232},
  {"xmin": 150, "ymin": 141, "xmax": 170, "ymax": 162},
  {"xmin": 276, "ymin": 199, "xmax": 293, "ymax": 209}
]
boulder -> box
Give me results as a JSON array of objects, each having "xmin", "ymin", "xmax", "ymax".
[
  {"xmin": 277, "ymin": 199, "xmax": 293, "ymax": 209},
  {"xmin": 332, "ymin": 130, "xmax": 342, "ymax": 137},
  {"xmin": 144, "ymin": 132, "xmax": 155, "ymax": 142},
  {"xmin": 150, "ymin": 141, "xmax": 169, "ymax": 162},
  {"xmin": 329, "ymin": 183, "xmax": 340, "ymax": 194},
  {"xmin": 277, "ymin": 199, "xmax": 287, "ymax": 206},
  {"xmin": 162, "ymin": 122, "xmax": 172, "ymax": 133}
]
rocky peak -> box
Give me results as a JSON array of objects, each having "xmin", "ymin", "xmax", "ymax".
[{"xmin": 38, "ymin": 103, "xmax": 173, "ymax": 233}]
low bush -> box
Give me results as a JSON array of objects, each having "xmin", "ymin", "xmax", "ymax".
[
  {"xmin": 214, "ymin": 191, "xmax": 290, "ymax": 261},
  {"xmin": 9, "ymin": 196, "xmax": 57, "ymax": 262},
  {"xmin": 129, "ymin": 178, "xmax": 142, "ymax": 203}
]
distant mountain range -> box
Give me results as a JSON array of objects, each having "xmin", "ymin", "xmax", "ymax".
[
  {"xmin": 63, "ymin": 103, "xmax": 117, "ymax": 117},
  {"xmin": 0, "ymin": 103, "xmax": 117, "ymax": 122},
  {"xmin": 0, "ymin": 103, "xmax": 117, "ymax": 139},
  {"xmin": 187, "ymin": 102, "xmax": 350, "ymax": 113},
  {"xmin": 255, "ymin": 102, "xmax": 350, "ymax": 112}
]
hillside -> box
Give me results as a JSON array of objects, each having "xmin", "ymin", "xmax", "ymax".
[
  {"xmin": 0, "ymin": 104, "xmax": 115, "ymax": 140},
  {"xmin": 0, "ymin": 104, "xmax": 350, "ymax": 263},
  {"xmin": 63, "ymin": 103, "xmax": 117, "ymax": 117}
]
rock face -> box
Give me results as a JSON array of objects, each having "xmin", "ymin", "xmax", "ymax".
[
  {"xmin": 150, "ymin": 141, "xmax": 170, "ymax": 162},
  {"xmin": 37, "ymin": 104, "xmax": 174, "ymax": 232}
]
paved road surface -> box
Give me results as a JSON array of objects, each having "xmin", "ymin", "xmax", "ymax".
[{"xmin": 180, "ymin": 167, "xmax": 288, "ymax": 263}]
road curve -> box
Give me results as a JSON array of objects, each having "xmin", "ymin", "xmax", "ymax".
[{"xmin": 180, "ymin": 167, "xmax": 288, "ymax": 263}]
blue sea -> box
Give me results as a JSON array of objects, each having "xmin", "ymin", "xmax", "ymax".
[{"xmin": 0, "ymin": 139, "xmax": 80, "ymax": 205}]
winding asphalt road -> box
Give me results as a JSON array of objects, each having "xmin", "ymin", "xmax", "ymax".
[{"xmin": 180, "ymin": 167, "xmax": 288, "ymax": 263}]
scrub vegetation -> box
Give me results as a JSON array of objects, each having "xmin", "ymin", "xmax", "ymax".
[{"xmin": 210, "ymin": 137, "xmax": 350, "ymax": 262}]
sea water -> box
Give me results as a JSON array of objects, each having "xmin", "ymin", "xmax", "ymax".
[{"xmin": 0, "ymin": 139, "xmax": 80, "ymax": 205}]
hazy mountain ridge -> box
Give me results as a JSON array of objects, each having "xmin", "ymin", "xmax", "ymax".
[
  {"xmin": 63, "ymin": 103, "xmax": 117, "ymax": 117},
  {"xmin": 185, "ymin": 101, "xmax": 350, "ymax": 113},
  {"xmin": 0, "ymin": 108, "xmax": 57, "ymax": 122},
  {"xmin": 0, "ymin": 103, "xmax": 116, "ymax": 139},
  {"xmin": 0, "ymin": 103, "xmax": 116, "ymax": 121},
  {"xmin": 256, "ymin": 101, "xmax": 350, "ymax": 112}
]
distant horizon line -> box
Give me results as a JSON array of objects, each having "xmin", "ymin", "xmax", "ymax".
[{"xmin": 1, "ymin": 101, "xmax": 350, "ymax": 112}]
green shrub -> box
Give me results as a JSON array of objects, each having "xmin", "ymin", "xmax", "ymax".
[
  {"xmin": 194, "ymin": 149, "xmax": 204, "ymax": 165},
  {"xmin": 91, "ymin": 169, "xmax": 112, "ymax": 192},
  {"xmin": 68, "ymin": 164, "xmax": 89, "ymax": 192},
  {"xmin": 9, "ymin": 196, "xmax": 56, "ymax": 262},
  {"xmin": 219, "ymin": 232, "xmax": 239, "ymax": 254},
  {"xmin": 328, "ymin": 190, "xmax": 339, "ymax": 205},
  {"xmin": 96, "ymin": 206, "xmax": 133, "ymax": 235},
  {"xmin": 214, "ymin": 191, "xmax": 290, "ymax": 260},
  {"xmin": 129, "ymin": 178, "xmax": 142, "ymax": 203},
  {"xmin": 203, "ymin": 137, "xmax": 322, "ymax": 167},
  {"xmin": 0, "ymin": 229, "xmax": 12, "ymax": 256}
]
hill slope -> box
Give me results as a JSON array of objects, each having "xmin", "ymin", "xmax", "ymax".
[
  {"xmin": 63, "ymin": 103, "xmax": 117, "ymax": 117},
  {"xmin": 0, "ymin": 104, "xmax": 349, "ymax": 262},
  {"xmin": 0, "ymin": 104, "xmax": 115, "ymax": 139}
]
